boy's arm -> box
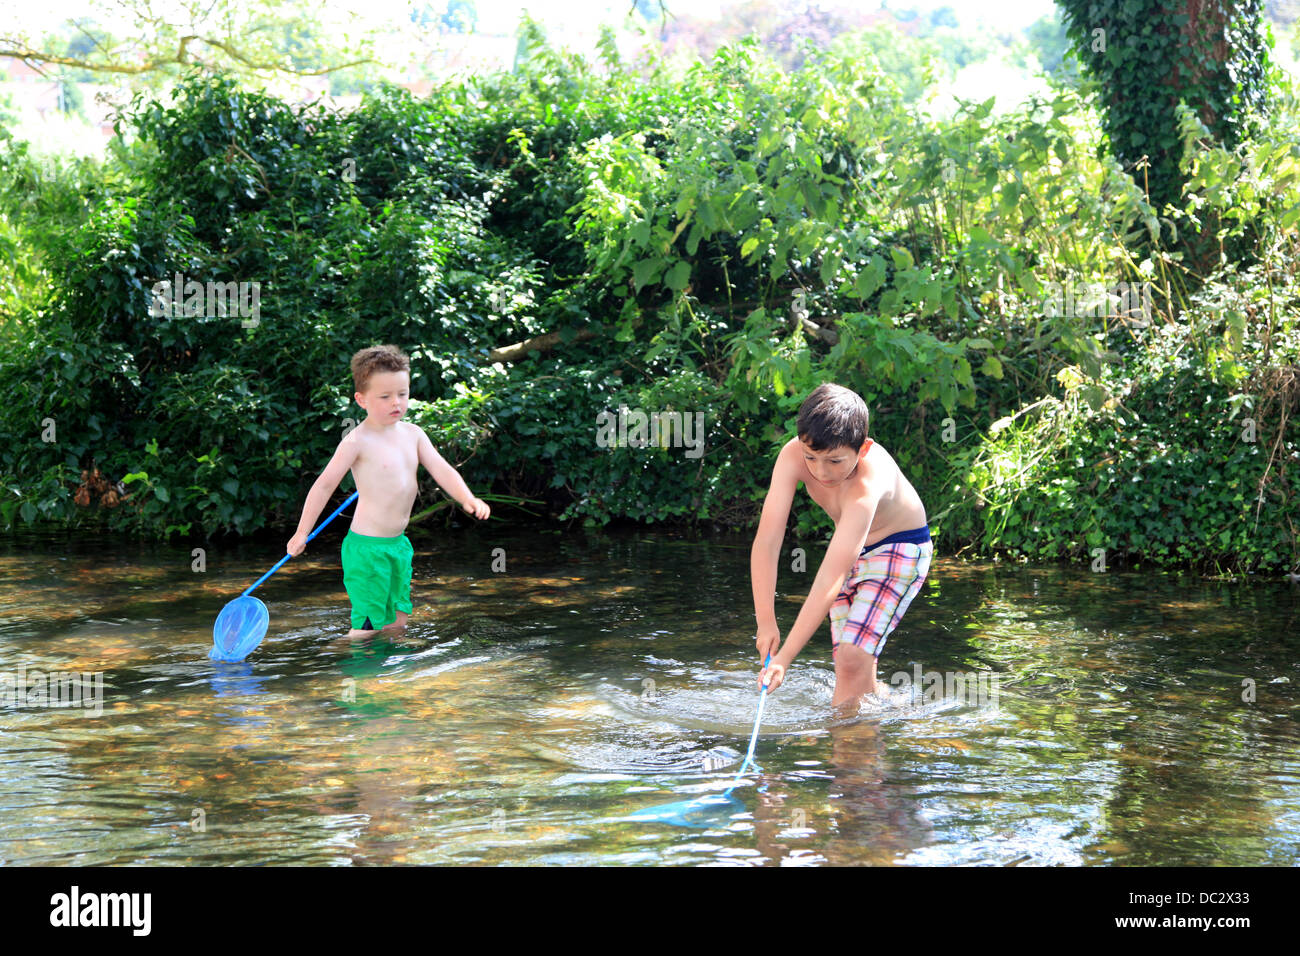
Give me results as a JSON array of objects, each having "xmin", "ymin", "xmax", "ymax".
[
  {"xmin": 287, "ymin": 436, "xmax": 359, "ymax": 555},
  {"xmin": 751, "ymin": 444, "xmax": 798, "ymax": 659},
  {"xmin": 765, "ymin": 495, "xmax": 876, "ymax": 686},
  {"xmin": 415, "ymin": 427, "xmax": 489, "ymax": 519}
]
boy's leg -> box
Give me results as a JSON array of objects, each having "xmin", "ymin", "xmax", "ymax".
[
  {"xmin": 831, "ymin": 642, "xmax": 880, "ymax": 716},
  {"xmin": 380, "ymin": 535, "xmax": 414, "ymax": 633},
  {"xmin": 342, "ymin": 531, "xmax": 399, "ymax": 636},
  {"xmin": 828, "ymin": 556, "xmax": 877, "ymax": 714},
  {"xmin": 346, "ymin": 609, "xmax": 381, "ymax": 639},
  {"xmin": 830, "ymin": 539, "xmax": 932, "ymax": 715}
]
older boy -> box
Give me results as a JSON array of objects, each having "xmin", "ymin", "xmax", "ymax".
[
  {"xmin": 752, "ymin": 383, "xmax": 932, "ymax": 715},
  {"xmin": 287, "ymin": 345, "xmax": 490, "ymax": 636}
]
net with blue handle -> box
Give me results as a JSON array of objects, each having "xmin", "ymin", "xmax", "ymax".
[
  {"xmin": 208, "ymin": 491, "xmax": 359, "ymax": 663},
  {"xmin": 210, "ymin": 596, "xmax": 269, "ymax": 662},
  {"xmin": 623, "ymin": 653, "xmax": 773, "ymax": 827}
]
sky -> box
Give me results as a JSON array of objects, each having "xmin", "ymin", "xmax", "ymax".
[{"xmin": 6, "ymin": 0, "xmax": 1060, "ymax": 40}]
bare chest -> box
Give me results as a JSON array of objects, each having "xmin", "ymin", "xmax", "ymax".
[
  {"xmin": 799, "ymin": 460, "xmax": 857, "ymax": 524},
  {"xmin": 354, "ymin": 432, "xmax": 419, "ymax": 485}
]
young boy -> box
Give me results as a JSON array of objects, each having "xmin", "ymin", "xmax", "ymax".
[
  {"xmin": 287, "ymin": 345, "xmax": 490, "ymax": 637},
  {"xmin": 752, "ymin": 383, "xmax": 932, "ymax": 715}
]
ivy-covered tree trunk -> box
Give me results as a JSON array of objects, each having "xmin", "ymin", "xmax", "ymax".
[{"xmin": 1057, "ymin": 0, "xmax": 1270, "ymax": 215}]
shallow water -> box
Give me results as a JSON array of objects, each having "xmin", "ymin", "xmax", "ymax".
[{"xmin": 0, "ymin": 525, "xmax": 1297, "ymax": 865}]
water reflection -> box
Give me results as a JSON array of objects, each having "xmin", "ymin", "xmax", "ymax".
[{"xmin": 0, "ymin": 529, "xmax": 1296, "ymax": 865}]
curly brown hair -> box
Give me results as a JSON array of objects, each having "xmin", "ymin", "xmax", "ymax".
[{"xmin": 350, "ymin": 345, "xmax": 410, "ymax": 393}]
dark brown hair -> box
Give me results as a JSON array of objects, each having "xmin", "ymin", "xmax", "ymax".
[
  {"xmin": 350, "ymin": 345, "xmax": 410, "ymax": 393},
  {"xmin": 796, "ymin": 383, "xmax": 869, "ymax": 452}
]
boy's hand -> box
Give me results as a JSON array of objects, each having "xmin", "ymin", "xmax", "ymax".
[
  {"xmin": 286, "ymin": 532, "xmax": 308, "ymax": 557},
  {"xmin": 755, "ymin": 626, "xmax": 780, "ymax": 663},
  {"xmin": 461, "ymin": 496, "xmax": 490, "ymax": 520},
  {"xmin": 758, "ymin": 656, "xmax": 787, "ymax": 692}
]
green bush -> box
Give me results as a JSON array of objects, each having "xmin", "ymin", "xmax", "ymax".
[{"xmin": 0, "ymin": 28, "xmax": 1295, "ymax": 574}]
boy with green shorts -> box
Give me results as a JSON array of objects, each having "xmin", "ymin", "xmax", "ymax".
[
  {"xmin": 287, "ymin": 345, "xmax": 490, "ymax": 636},
  {"xmin": 751, "ymin": 383, "xmax": 933, "ymax": 716}
]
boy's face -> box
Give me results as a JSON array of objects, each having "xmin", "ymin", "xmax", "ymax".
[
  {"xmin": 356, "ymin": 370, "xmax": 409, "ymax": 423},
  {"xmin": 798, "ymin": 437, "xmax": 867, "ymax": 486}
]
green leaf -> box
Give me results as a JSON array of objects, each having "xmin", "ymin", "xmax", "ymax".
[
  {"xmin": 855, "ymin": 256, "xmax": 886, "ymax": 299},
  {"xmin": 878, "ymin": 288, "xmax": 900, "ymax": 317},
  {"xmin": 698, "ymin": 201, "xmax": 719, "ymax": 231},
  {"xmin": 954, "ymin": 356, "xmax": 973, "ymax": 388},
  {"xmin": 1079, "ymin": 350, "xmax": 1102, "ymax": 380},
  {"xmin": 675, "ymin": 186, "xmax": 697, "ymax": 219},
  {"xmin": 1281, "ymin": 201, "xmax": 1300, "ymax": 230},
  {"xmin": 632, "ymin": 258, "xmax": 660, "ymax": 292},
  {"xmin": 664, "ymin": 261, "xmax": 690, "ymax": 292},
  {"xmin": 890, "ymin": 246, "xmax": 914, "ymax": 271},
  {"xmin": 819, "ymin": 251, "xmax": 840, "ymax": 287},
  {"xmin": 1081, "ymin": 385, "xmax": 1107, "ymax": 412},
  {"xmin": 999, "ymin": 181, "xmax": 1020, "ymax": 215}
]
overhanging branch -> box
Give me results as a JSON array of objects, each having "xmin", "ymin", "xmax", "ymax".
[
  {"xmin": 0, "ymin": 40, "xmax": 374, "ymax": 76},
  {"xmin": 487, "ymin": 328, "xmax": 598, "ymax": 363}
]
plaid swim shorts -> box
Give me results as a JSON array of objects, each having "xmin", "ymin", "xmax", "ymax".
[{"xmin": 829, "ymin": 525, "xmax": 933, "ymax": 660}]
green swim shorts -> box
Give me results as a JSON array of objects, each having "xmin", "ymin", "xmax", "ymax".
[{"xmin": 341, "ymin": 529, "xmax": 414, "ymax": 630}]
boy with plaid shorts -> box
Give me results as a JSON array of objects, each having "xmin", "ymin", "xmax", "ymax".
[{"xmin": 751, "ymin": 384, "xmax": 932, "ymax": 715}]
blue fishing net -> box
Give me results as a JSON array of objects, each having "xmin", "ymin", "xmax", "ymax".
[
  {"xmin": 623, "ymin": 659, "xmax": 772, "ymax": 827},
  {"xmin": 622, "ymin": 790, "xmax": 747, "ymax": 828},
  {"xmin": 209, "ymin": 595, "xmax": 269, "ymax": 662}
]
